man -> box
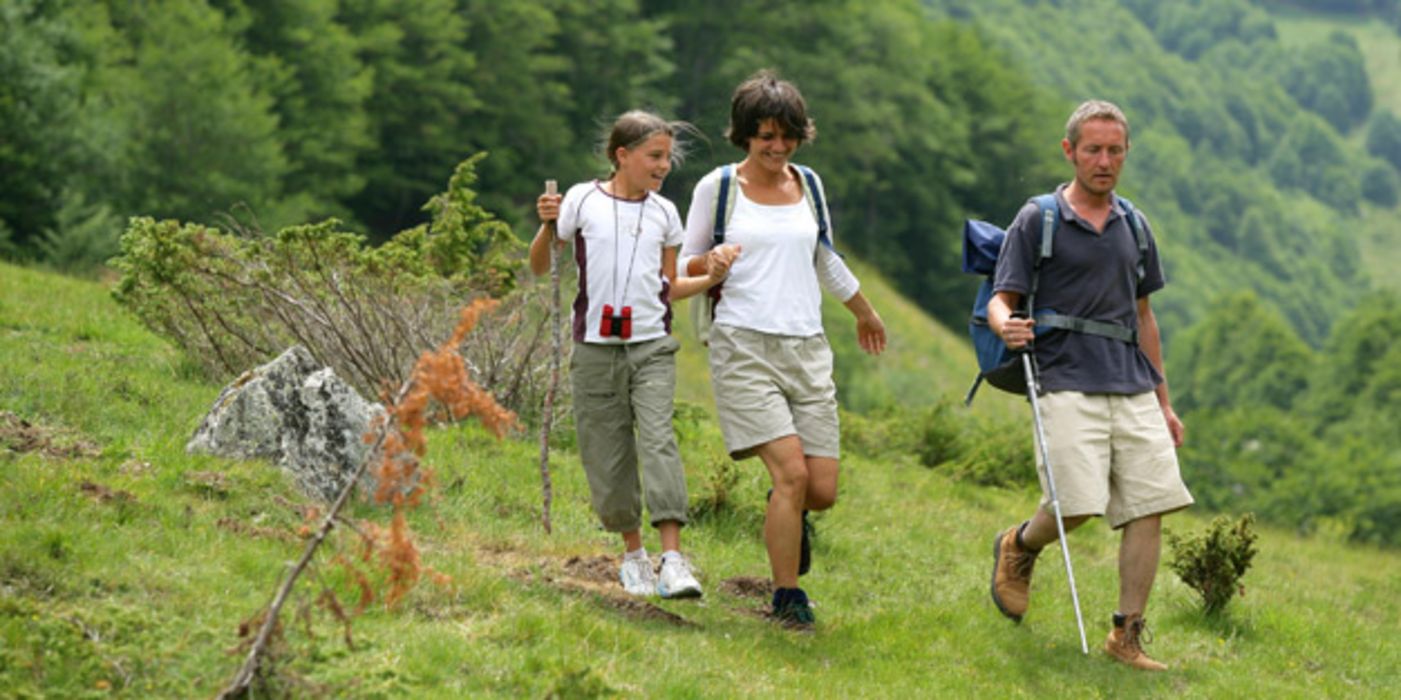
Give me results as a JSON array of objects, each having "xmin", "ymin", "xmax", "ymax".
[{"xmin": 986, "ymin": 100, "xmax": 1194, "ymax": 671}]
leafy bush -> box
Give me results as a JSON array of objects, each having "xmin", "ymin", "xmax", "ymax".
[
  {"xmin": 688, "ymin": 452, "xmax": 743, "ymax": 521},
  {"xmin": 838, "ymin": 402, "xmax": 1036, "ymax": 489},
  {"xmin": 1167, "ymin": 514, "xmax": 1259, "ymax": 615},
  {"xmin": 946, "ymin": 423, "xmax": 1036, "ymax": 488},
  {"xmin": 915, "ymin": 401, "xmax": 965, "ymax": 469},
  {"xmin": 109, "ymin": 154, "xmax": 548, "ymax": 415}
]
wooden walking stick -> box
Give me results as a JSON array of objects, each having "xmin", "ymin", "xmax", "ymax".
[{"xmin": 536, "ymin": 179, "xmax": 559, "ymax": 534}]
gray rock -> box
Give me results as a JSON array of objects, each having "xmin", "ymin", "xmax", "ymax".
[{"xmin": 187, "ymin": 346, "xmax": 387, "ymax": 502}]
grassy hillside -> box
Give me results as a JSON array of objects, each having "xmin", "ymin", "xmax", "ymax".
[{"xmin": 3, "ymin": 261, "xmax": 1399, "ymax": 697}]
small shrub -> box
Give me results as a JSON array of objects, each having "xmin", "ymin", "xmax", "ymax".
[
  {"xmin": 109, "ymin": 154, "xmax": 553, "ymax": 419},
  {"xmin": 689, "ymin": 453, "xmax": 742, "ymax": 520},
  {"xmin": 915, "ymin": 401, "xmax": 965, "ymax": 468},
  {"xmin": 1167, "ymin": 513, "xmax": 1259, "ymax": 615},
  {"xmin": 839, "ymin": 407, "xmax": 919, "ymax": 459},
  {"xmin": 947, "ymin": 422, "xmax": 1036, "ymax": 488}
]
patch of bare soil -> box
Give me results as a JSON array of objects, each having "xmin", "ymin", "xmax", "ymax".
[
  {"xmin": 184, "ymin": 470, "xmax": 231, "ymax": 498},
  {"xmin": 718, "ymin": 576, "xmax": 776, "ymax": 621},
  {"xmin": 78, "ymin": 480, "xmax": 135, "ymax": 504},
  {"xmin": 216, "ymin": 517, "xmax": 298, "ymax": 543},
  {"xmin": 1, "ymin": 411, "xmax": 100, "ymax": 459},
  {"xmin": 492, "ymin": 550, "xmax": 695, "ymax": 628},
  {"xmin": 718, "ymin": 576, "xmax": 771, "ymax": 599}
]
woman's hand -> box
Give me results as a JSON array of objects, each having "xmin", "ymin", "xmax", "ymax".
[
  {"xmin": 856, "ymin": 310, "xmax": 886, "ymax": 356},
  {"xmin": 842, "ymin": 291, "xmax": 886, "ymax": 356},
  {"xmin": 706, "ymin": 244, "xmax": 742, "ymax": 282}
]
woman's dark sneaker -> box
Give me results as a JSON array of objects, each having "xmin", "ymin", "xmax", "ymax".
[{"xmin": 769, "ymin": 587, "xmax": 816, "ymax": 631}]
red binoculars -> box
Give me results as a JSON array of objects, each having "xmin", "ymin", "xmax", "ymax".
[{"xmin": 599, "ymin": 304, "xmax": 632, "ymax": 339}]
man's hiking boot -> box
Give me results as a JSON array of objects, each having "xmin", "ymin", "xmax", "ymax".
[
  {"xmin": 990, "ymin": 523, "xmax": 1039, "ymax": 622},
  {"xmin": 768, "ymin": 488, "xmax": 812, "ymax": 576},
  {"xmin": 769, "ymin": 587, "xmax": 816, "ymax": 631},
  {"xmin": 1105, "ymin": 613, "xmax": 1168, "ymax": 671}
]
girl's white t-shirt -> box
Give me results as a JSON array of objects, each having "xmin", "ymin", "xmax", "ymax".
[
  {"xmin": 558, "ymin": 181, "xmax": 684, "ymax": 344},
  {"xmin": 680, "ymin": 166, "xmax": 859, "ymax": 337}
]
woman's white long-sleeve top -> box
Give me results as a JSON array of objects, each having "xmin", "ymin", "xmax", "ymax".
[{"xmin": 680, "ymin": 166, "xmax": 859, "ymax": 337}]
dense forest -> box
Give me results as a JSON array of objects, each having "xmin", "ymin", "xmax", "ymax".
[{"xmin": 2, "ymin": 0, "xmax": 1399, "ymax": 543}]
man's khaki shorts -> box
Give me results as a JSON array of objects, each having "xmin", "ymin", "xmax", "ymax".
[
  {"xmin": 707, "ymin": 324, "xmax": 840, "ymax": 461},
  {"xmin": 1036, "ymin": 391, "xmax": 1194, "ymax": 528}
]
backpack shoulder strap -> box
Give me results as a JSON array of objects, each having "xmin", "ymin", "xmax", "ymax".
[
  {"xmin": 794, "ymin": 164, "xmax": 838, "ymax": 254},
  {"xmin": 713, "ymin": 164, "xmax": 736, "ymax": 247},
  {"xmin": 1030, "ymin": 193, "xmax": 1058, "ymax": 263},
  {"xmin": 1026, "ymin": 193, "xmax": 1058, "ymax": 313},
  {"xmin": 1115, "ymin": 194, "xmax": 1148, "ymax": 284}
]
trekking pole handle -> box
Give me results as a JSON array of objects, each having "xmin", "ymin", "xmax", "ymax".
[{"xmin": 1008, "ymin": 310, "xmax": 1032, "ymax": 352}]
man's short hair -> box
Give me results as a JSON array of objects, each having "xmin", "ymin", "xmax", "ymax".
[
  {"xmin": 1065, "ymin": 100, "xmax": 1130, "ymax": 147},
  {"xmin": 726, "ymin": 69, "xmax": 817, "ymax": 150}
]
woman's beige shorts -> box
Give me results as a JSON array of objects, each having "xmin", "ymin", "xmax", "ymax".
[
  {"xmin": 1035, "ymin": 391, "xmax": 1194, "ymax": 528},
  {"xmin": 707, "ymin": 324, "xmax": 840, "ymax": 461}
]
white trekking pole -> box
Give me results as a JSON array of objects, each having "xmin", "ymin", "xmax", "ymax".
[{"xmin": 1017, "ymin": 318, "xmax": 1089, "ymax": 655}]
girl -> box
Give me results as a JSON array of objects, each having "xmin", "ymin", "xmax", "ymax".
[
  {"xmin": 680, "ymin": 72, "xmax": 887, "ymax": 628},
  {"xmin": 530, "ymin": 111, "xmax": 721, "ymax": 598}
]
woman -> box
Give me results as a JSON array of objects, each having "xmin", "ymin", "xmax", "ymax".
[
  {"xmin": 531, "ymin": 110, "xmax": 722, "ymax": 598},
  {"xmin": 681, "ymin": 71, "xmax": 886, "ymax": 628}
]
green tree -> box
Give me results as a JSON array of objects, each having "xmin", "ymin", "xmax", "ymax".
[
  {"xmin": 339, "ymin": 0, "xmax": 475, "ymax": 238},
  {"xmin": 210, "ymin": 0, "xmax": 375, "ymax": 229},
  {"xmin": 1278, "ymin": 31, "xmax": 1372, "ymax": 132},
  {"xmin": 81, "ymin": 0, "xmax": 287, "ymax": 225},
  {"xmin": 1307, "ymin": 294, "xmax": 1401, "ymax": 430},
  {"xmin": 1172, "ymin": 290, "xmax": 1315, "ymax": 414},
  {"xmin": 0, "ymin": 0, "xmax": 82, "ymax": 250},
  {"xmin": 1361, "ymin": 160, "xmax": 1400, "ymax": 206},
  {"xmin": 455, "ymin": 0, "xmax": 673, "ymax": 226},
  {"xmin": 1268, "ymin": 112, "xmax": 1360, "ymax": 211},
  {"xmin": 1365, "ymin": 110, "xmax": 1401, "ymax": 170},
  {"xmin": 34, "ymin": 188, "xmax": 122, "ymax": 274}
]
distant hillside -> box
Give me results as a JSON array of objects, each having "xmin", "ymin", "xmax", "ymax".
[{"xmin": 1270, "ymin": 5, "xmax": 1401, "ymax": 291}]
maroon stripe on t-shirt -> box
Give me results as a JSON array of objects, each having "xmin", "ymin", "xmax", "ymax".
[
  {"xmin": 659, "ymin": 273, "xmax": 672, "ymax": 334},
  {"xmin": 572, "ymin": 231, "xmax": 588, "ymax": 342}
]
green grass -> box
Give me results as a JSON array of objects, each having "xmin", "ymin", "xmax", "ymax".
[{"xmin": 3, "ymin": 260, "xmax": 1399, "ymax": 697}]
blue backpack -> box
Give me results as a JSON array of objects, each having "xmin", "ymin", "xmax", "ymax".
[{"xmin": 962, "ymin": 194, "xmax": 1147, "ymax": 405}]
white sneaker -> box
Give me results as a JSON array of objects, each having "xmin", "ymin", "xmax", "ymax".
[
  {"xmin": 656, "ymin": 553, "xmax": 703, "ymax": 599},
  {"xmin": 619, "ymin": 555, "xmax": 658, "ymax": 596}
]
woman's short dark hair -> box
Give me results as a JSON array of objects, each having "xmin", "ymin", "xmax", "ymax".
[{"xmin": 725, "ymin": 70, "xmax": 816, "ymax": 150}]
